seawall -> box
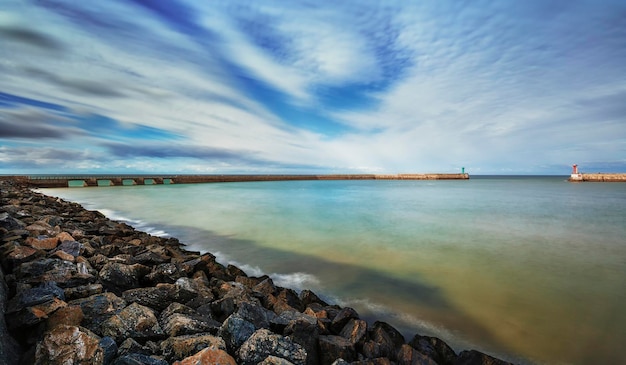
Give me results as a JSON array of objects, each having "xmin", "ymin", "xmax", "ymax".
[
  {"xmin": 6, "ymin": 173, "xmax": 470, "ymax": 188},
  {"xmin": 568, "ymin": 173, "xmax": 626, "ymax": 182}
]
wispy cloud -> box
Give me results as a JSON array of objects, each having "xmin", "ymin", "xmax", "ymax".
[{"xmin": 0, "ymin": 0, "xmax": 624, "ymax": 174}]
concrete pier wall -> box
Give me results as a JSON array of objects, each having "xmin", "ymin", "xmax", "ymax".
[
  {"xmin": 570, "ymin": 173, "xmax": 626, "ymax": 182},
  {"xmin": 17, "ymin": 173, "xmax": 469, "ymax": 188}
]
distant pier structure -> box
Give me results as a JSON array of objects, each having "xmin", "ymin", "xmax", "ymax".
[{"xmin": 568, "ymin": 164, "xmax": 626, "ymax": 182}]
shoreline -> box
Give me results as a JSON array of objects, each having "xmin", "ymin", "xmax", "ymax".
[{"xmin": 0, "ymin": 178, "xmax": 513, "ymax": 365}]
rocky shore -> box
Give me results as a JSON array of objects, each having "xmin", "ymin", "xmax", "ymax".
[{"xmin": 0, "ymin": 179, "xmax": 513, "ymax": 365}]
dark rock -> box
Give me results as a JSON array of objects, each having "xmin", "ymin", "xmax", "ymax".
[
  {"xmin": 55, "ymin": 240, "xmax": 82, "ymax": 257},
  {"xmin": 318, "ymin": 335, "xmax": 356, "ymax": 365},
  {"xmin": 227, "ymin": 264, "xmax": 247, "ymax": 278},
  {"xmin": 7, "ymin": 281, "xmax": 65, "ymax": 313},
  {"xmin": 100, "ymin": 336, "xmax": 118, "ymax": 365},
  {"xmin": 99, "ymin": 262, "xmax": 150, "ymax": 294},
  {"xmin": 64, "ymin": 283, "xmax": 103, "ymax": 300},
  {"xmin": 2, "ymin": 244, "xmax": 44, "ymax": 269},
  {"xmin": 270, "ymin": 310, "xmax": 317, "ymax": 333},
  {"xmin": 259, "ymin": 355, "xmax": 298, "ymax": 365},
  {"xmin": 131, "ymin": 251, "xmax": 169, "ymax": 266},
  {"xmin": 0, "ymin": 212, "xmax": 23, "ymax": 230},
  {"xmin": 362, "ymin": 340, "xmax": 384, "ymax": 359},
  {"xmin": 118, "ymin": 338, "xmax": 154, "ymax": 357},
  {"xmin": 160, "ymin": 334, "xmax": 226, "ymax": 362},
  {"xmin": 34, "ymin": 325, "xmax": 105, "ymax": 364},
  {"xmin": 351, "ymin": 358, "xmax": 393, "ymax": 365},
  {"xmin": 397, "ymin": 344, "xmax": 438, "ymax": 365},
  {"xmin": 237, "ymin": 329, "xmax": 307, "ymax": 365},
  {"xmin": 175, "ymin": 347, "xmax": 237, "ymax": 365},
  {"xmin": 409, "ymin": 334, "xmax": 457, "ymax": 365},
  {"xmin": 101, "ymin": 302, "xmax": 164, "ymax": 343},
  {"xmin": 159, "ymin": 302, "xmax": 219, "ymax": 337},
  {"xmin": 299, "ymin": 289, "xmax": 328, "ymax": 307},
  {"xmin": 284, "ymin": 319, "xmax": 321, "ymax": 365},
  {"xmin": 237, "ymin": 301, "xmax": 277, "ymax": 329},
  {"xmin": 122, "ymin": 287, "xmax": 172, "ymax": 311},
  {"xmin": 330, "ymin": 307, "xmax": 359, "ymax": 334},
  {"xmin": 0, "ymin": 266, "xmax": 21, "ymax": 365},
  {"xmin": 144, "ymin": 263, "xmax": 186, "ymax": 285},
  {"xmin": 6, "ymin": 297, "xmax": 66, "ymax": 330},
  {"xmin": 69, "ymin": 292, "xmax": 127, "ymax": 334},
  {"xmin": 339, "ymin": 319, "xmax": 368, "ymax": 347},
  {"xmin": 218, "ymin": 313, "xmax": 256, "ymax": 352},
  {"xmin": 236, "ymin": 274, "xmax": 270, "ymax": 289},
  {"xmin": 454, "ymin": 350, "xmax": 514, "ymax": 365},
  {"xmin": 112, "ymin": 353, "xmax": 168, "ymax": 365},
  {"xmin": 253, "ymin": 277, "xmax": 277, "ymax": 296},
  {"xmin": 370, "ymin": 321, "xmax": 406, "ymax": 360}
]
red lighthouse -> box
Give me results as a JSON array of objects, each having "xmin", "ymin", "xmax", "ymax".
[
  {"xmin": 570, "ymin": 164, "xmax": 582, "ymax": 181},
  {"xmin": 572, "ymin": 164, "xmax": 578, "ymax": 174}
]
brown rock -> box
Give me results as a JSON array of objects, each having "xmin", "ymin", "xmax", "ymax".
[
  {"xmin": 101, "ymin": 302, "xmax": 164, "ymax": 343},
  {"xmin": 25, "ymin": 236, "xmax": 59, "ymax": 250},
  {"xmin": 51, "ymin": 250, "xmax": 75, "ymax": 262},
  {"xmin": 56, "ymin": 231, "xmax": 75, "ymax": 242},
  {"xmin": 47, "ymin": 305, "xmax": 84, "ymax": 329},
  {"xmin": 340, "ymin": 319, "xmax": 368, "ymax": 346},
  {"xmin": 160, "ymin": 334, "xmax": 227, "ymax": 362},
  {"xmin": 454, "ymin": 350, "xmax": 514, "ymax": 365},
  {"xmin": 35, "ymin": 325, "xmax": 104, "ymax": 365},
  {"xmin": 174, "ymin": 347, "xmax": 237, "ymax": 365},
  {"xmin": 396, "ymin": 344, "xmax": 438, "ymax": 365},
  {"xmin": 318, "ymin": 335, "xmax": 356, "ymax": 365}
]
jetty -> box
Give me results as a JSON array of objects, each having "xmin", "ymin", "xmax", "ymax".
[
  {"xmin": 568, "ymin": 165, "xmax": 626, "ymax": 182},
  {"xmin": 3, "ymin": 173, "xmax": 470, "ymax": 188}
]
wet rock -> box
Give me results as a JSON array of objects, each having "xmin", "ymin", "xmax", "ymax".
[
  {"xmin": 318, "ymin": 335, "xmax": 356, "ymax": 365},
  {"xmin": 122, "ymin": 287, "xmax": 172, "ymax": 311},
  {"xmin": 159, "ymin": 302, "xmax": 220, "ymax": 337},
  {"xmin": 238, "ymin": 301, "xmax": 277, "ymax": 329},
  {"xmin": 69, "ymin": 292, "xmax": 126, "ymax": 334},
  {"xmin": 284, "ymin": 319, "xmax": 321, "ymax": 365},
  {"xmin": 454, "ymin": 350, "xmax": 514, "ymax": 365},
  {"xmin": 173, "ymin": 347, "xmax": 237, "ymax": 365},
  {"xmin": 160, "ymin": 334, "xmax": 226, "ymax": 362},
  {"xmin": 370, "ymin": 321, "xmax": 405, "ymax": 360},
  {"xmin": 112, "ymin": 353, "xmax": 168, "ymax": 365},
  {"xmin": 218, "ymin": 313, "xmax": 256, "ymax": 352},
  {"xmin": 396, "ymin": 344, "xmax": 438, "ymax": 365},
  {"xmin": 409, "ymin": 334, "xmax": 457, "ymax": 365},
  {"xmin": 299, "ymin": 289, "xmax": 328, "ymax": 307},
  {"xmin": 236, "ymin": 274, "xmax": 270, "ymax": 289},
  {"xmin": 253, "ymin": 277, "xmax": 277, "ymax": 296},
  {"xmin": 101, "ymin": 302, "xmax": 164, "ymax": 343},
  {"xmin": 271, "ymin": 288, "xmax": 304, "ymax": 314},
  {"xmin": 34, "ymin": 325, "xmax": 105, "ymax": 365},
  {"xmin": 270, "ymin": 310, "xmax": 317, "ymax": 333},
  {"xmin": 237, "ymin": 328, "xmax": 307, "ymax": 365},
  {"xmin": 99, "ymin": 262, "xmax": 150, "ymax": 294},
  {"xmin": 339, "ymin": 319, "xmax": 368, "ymax": 347},
  {"xmin": 330, "ymin": 307, "xmax": 359, "ymax": 334},
  {"xmin": 100, "ymin": 336, "xmax": 118, "ymax": 365}
]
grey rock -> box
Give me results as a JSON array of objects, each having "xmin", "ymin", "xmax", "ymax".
[
  {"xmin": 101, "ymin": 302, "xmax": 164, "ymax": 343},
  {"xmin": 318, "ymin": 335, "xmax": 356, "ymax": 365},
  {"xmin": 237, "ymin": 328, "xmax": 307, "ymax": 365},
  {"xmin": 409, "ymin": 334, "xmax": 457, "ymax": 365},
  {"xmin": 219, "ymin": 313, "xmax": 256, "ymax": 352}
]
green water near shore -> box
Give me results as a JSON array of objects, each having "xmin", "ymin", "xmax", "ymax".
[{"xmin": 43, "ymin": 176, "xmax": 626, "ymax": 364}]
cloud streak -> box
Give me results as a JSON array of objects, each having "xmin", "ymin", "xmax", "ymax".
[{"xmin": 0, "ymin": 0, "xmax": 624, "ymax": 174}]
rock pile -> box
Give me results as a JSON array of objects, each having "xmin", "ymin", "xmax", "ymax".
[{"xmin": 0, "ymin": 180, "xmax": 514, "ymax": 365}]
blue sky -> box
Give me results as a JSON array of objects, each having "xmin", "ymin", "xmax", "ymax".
[{"xmin": 1, "ymin": 0, "xmax": 625, "ymax": 174}]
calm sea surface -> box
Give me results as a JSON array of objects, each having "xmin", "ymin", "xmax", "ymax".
[{"xmin": 42, "ymin": 176, "xmax": 626, "ymax": 364}]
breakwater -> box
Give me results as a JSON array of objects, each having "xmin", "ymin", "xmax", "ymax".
[
  {"xmin": 5, "ymin": 173, "xmax": 469, "ymax": 188},
  {"xmin": 0, "ymin": 178, "xmax": 513, "ymax": 365},
  {"xmin": 568, "ymin": 173, "xmax": 626, "ymax": 182}
]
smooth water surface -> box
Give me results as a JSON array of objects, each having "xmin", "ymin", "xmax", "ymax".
[{"xmin": 43, "ymin": 177, "xmax": 626, "ymax": 364}]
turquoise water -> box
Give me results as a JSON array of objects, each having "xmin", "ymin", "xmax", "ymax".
[{"xmin": 42, "ymin": 177, "xmax": 626, "ymax": 364}]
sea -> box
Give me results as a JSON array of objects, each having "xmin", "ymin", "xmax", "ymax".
[{"xmin": 41, "ymin": 176, "xmax": 626, "ymax": 365}]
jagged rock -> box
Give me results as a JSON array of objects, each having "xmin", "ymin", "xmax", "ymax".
[
  {"xmin": 299, "ymin": 289, "xmax": 328, "ymax": 307},
  {"xmin": 118, "ymin": 338, "xmax": 152, "ymax": 357},
  {"xmin": 144, "ymin": 263, "xmax": 186, "ymax": 285},
  {"xmin": 173, "ymin": 347, "xmax": 237, "ymax": 365},
  {"xmin": 99, "ymin": 262, "xmax": 150, "ymax": 294},
  {"xmin": 270, "ymin": 310, "xmax": 317, "ymax": 333},
  {"xmin": 236, "ymin": 274, "xmax": 270, "ymax": 289},
  {"xmin": 25, "ymin": 236, "xmax": 59, "ymax": 250},
  {"xmin": 159, "ymin": 302, "xmax": 220, "ymax": 337},
  {"xmin": 46, "ymin": 305, "xmax": 84, "ymax": 329},
  {"xmin": 253, "ymin": 277, "xmax": 277, "ymax": 296},
  {"xmin": 330, "ymin": 307, "xmax": 359, "ymax": 334},
  {"xmin": 362, "ymin": 341, "xmax": 384, "ymax": 359},
  {"xmin": 238, "ymin": 301, "xmax": 277, "ymax": 329},
  {"xmin": 122, "ymin": 287, "xmax": 172, "ymax": 311},
  {"xmin": 55, "ymin": 240, "xmax": 82, "ymax": 257},
  {"xmin": 64, "ymin": 283, "xmax": 103, "ymax": 300},
  {"xmin": 112, "ymin": 353, "xmax": 168, "ymax": 365},
  {"xmin": 160, "ymin": 334, "xmax": 226, "ymax": 362},
  {"xmin": 100, "ymin": 336, "xmax": 118, "ymax": 365},
  {"xmin": 396, "ymin": 344, "xmax": 438, "ymax": 365},
  {"xmin": 271, "ymin": 288, "xmax": 304, "ymax": 314},
  {"xmin": 339, "ymin": 319, "xmax": 367, "ymax": 347},
  {"xmin": 285, "ymin": 319, "xmax": 321, "ymax": 365},
  {"xmin": 370, "ymin": 321, "xmax": 405, "ymax": 360},
  {"xmin": 101, "ymin": 302, "xmax": 164, "ymax": 343},
  {"xmin": 351, "ymin": 358, "xmax": 393, "ymax": 365},
  {"xmin": 409, "ymin": 334, "xmax": 457, "ymax": 365},
  {"xmin": 34, "ymin": 325, "xmax": 105, "ymax": 365},
  {"xmin": 259, "ymin": 355, "xmax": 297, "ymax": 365},
  {"xmin": 0, "ymin": 212, "xmax": 23, "ymax": 230},
  {"xmin": 69, "ymin": 292, "xmax": 127, "ymax": 334},
  {"xmin": 454, "ymin": 350, "xmax": 514, "ymax": 365},
  {"xmin": 131, "ymin": 251, "xmax": 169, "ymax": 266},
  {"xmin": 318, "ymin": 335, "xmax": 356, "ymax": 365},
  {"xmin": 55, "ymin": 231, "xmax": 75, "ymax": 243},
  {"xmin": 2, "ymin": 244, "xmax": 43, "ymax": 269},
  {"xmin": 7, "ymin": 281, "xmax": 65, "ymax": 313},
  {"xmin": 15, "ymin": 258, "xmax": 94, "ymax": 287},
  {"xmin": 219, "ymin": 313, "xmax": 256, "ymax": 352},
  {"xmin": 0, "ymin": 266, "xmax": 21, "ymax": 365},
  {"xmin": 50, "ymin": 250, "xmax": 75, "ymax": 262},
  {"xmin": 237, "ymin": 328, "xmax": 307, "ymax": 365}
]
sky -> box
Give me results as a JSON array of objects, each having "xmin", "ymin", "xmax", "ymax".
[{"xmin": 1, "ymin": 0, "xmax": 625, "ymax": 175}]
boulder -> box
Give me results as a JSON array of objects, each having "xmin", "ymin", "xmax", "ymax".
[
  {"xmin": 112, "ymin": 353, "xmax": 168, "ymax": 365},
  {"xmin": 7, "ymin": 281, "xmax": 65, "ymax": 313},
  {"xmin": 46, "ymin": 305, "xmax": 84, "ymax": 329},
  {"xmin": 64, "ymin": 283, "xmax": 103, "ymax": 300},
  {"xmin": 101, "ymin": 302, "xmax": 164, "ymax": 343},
  {"xmin": 99, "ymin": 263, "xmax": 150, "ymax": 294},
  {"xmin": 237, "ymin": 329, "xmax": 307, "ymax": 365},
  {"xmin": 118, "ymin": 338, "xmax": 152, "ymax": 357},
  {"xmin": 218, "ymin": 313, "xmax": 256, "ymax": 353},
  {"xmin": 370, "ymin": 321, "xmax": 406, "ymax": 360},
  {"xmin": 2, "ymin": 245, "xmax": 43, "ymax": 269},
  {"xmin": 55, "ymin": 240, "xmax": 82, "ymax": 257},
  {"xmin": 396, "ymin": 344, "xmax": 438, "ymax": 365},
  {"xmin": 69, "ymin": 292, "xmax": 127, "ymax": 334},
  {"xmin": 25, "ymin": 236, "xmax": 59, "ymax": 250},
  {"xmin": 144, "ymin": 263, "xmax": 186, "ymax": 285},
  {"xmin": 122, "ymin": 287, "xmax": 172, "ymax": 311},
  {"xmin": 159, "ymin": 303, "xmax": 220, "ymax": 337},
  {"xmin": 299, "ymin": 289, "xmax": 328, "ymax": 307},
  {"xmin": 34, "ymin": 325, "xmax": 105, "ymax": 365},
  {"xmin": 330, "ymin": 307, "xmax": 359, "ymax": 334},
  {"xmin": 318, "ymin": 335, "xmax": 356, "ymax": 365},
  {"xmin": 284, "ymin": 319, "xmax": 321, "ymax": 365},
  {"xmin": 99, "ymin": 336, "xmax": 118, "ymax": 365},
  {"xmin": 259, "ymin": 355, "xmax": 298, "ymax": 365},
  {"xmin": 173, "ymin": 347, "xmax": 237, "ymax": 365},
  {"xmin": 339, "ymin": 319, "xmax": 368, "ymax": 347},
  {"xmin": 237, "ymin": 301, "xmax": 277, "ymax": 329},
  {"xmin": 160, "ymin": 334, "xmax": 226, "ymax": 362},
  {"xmin": 0, "ymin": 266, "xmax": 21, "ymax": 365},
  {"xmin": 409, "ymin": 334, "xmax": 457, "ymax": 365},
  {"xmin": 454, "ymin": 350, "xmax": 514, "ymax": 365}
]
